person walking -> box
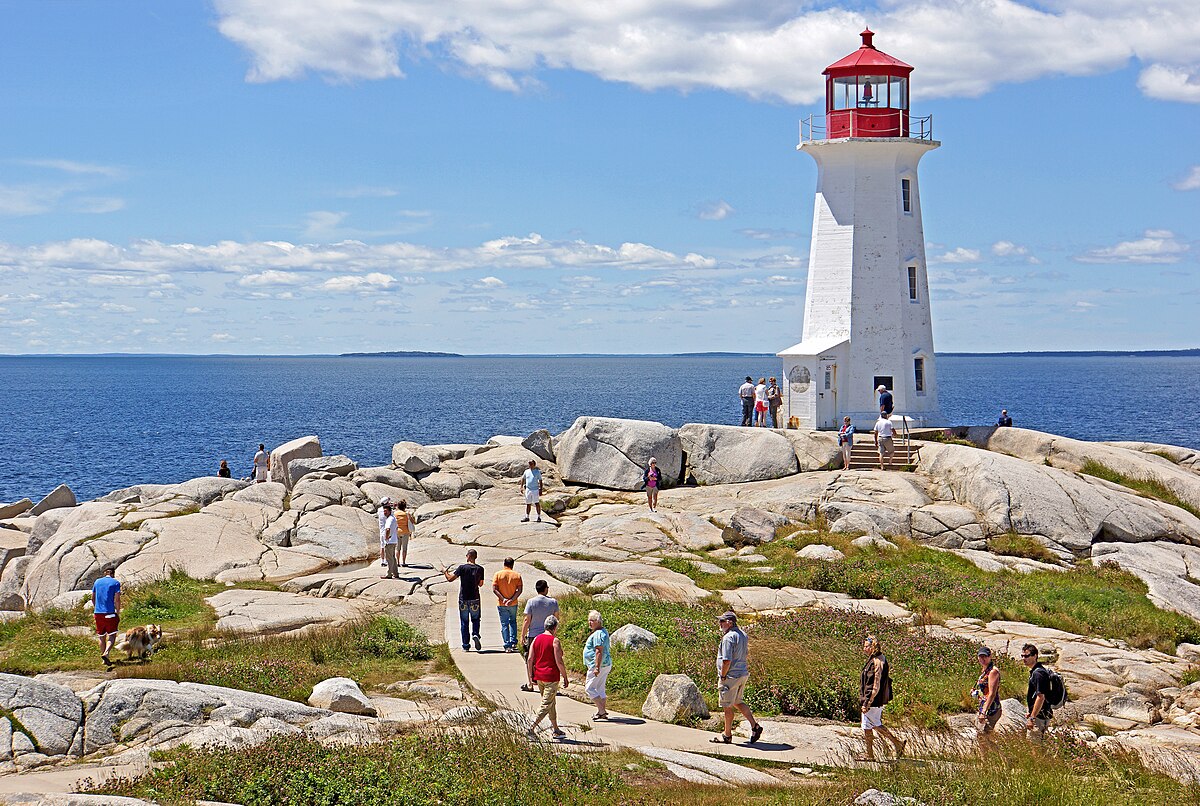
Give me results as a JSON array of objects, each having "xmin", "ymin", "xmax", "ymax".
[
  {"xmin": 379, "ymin": 503, "xmax": 400, "ymax": 580},
  {"xmin": 711, "ymin": 611, "xmax": 763, "ymax": 745},
  {"xmin": 252, "ymin": 443, "xmax": 270, "ymax": 483},
  {"xmin": 583, "ymin": 610, "xmax": 612, "ymax": 720},
  {"xmin": 857, "ymin": 635, "xmax": 904, "ymax": 761},
  {"xmin": 521, "ymin": 459, "xmax": 543, "ymax": 523},
  {"xmin": 754, "ymin": 377, "xmax": 769, "ymax": 427},
  {"xmin": 92, "ymin": 567, "xmax": 122, "ymax": 668},
  {"xmin": 493, "ymin": 558, "xmax": 524, "ymax": 653},
  {"xmin": 739, "ymin": 376, "xmax": 755, "ymax": 426},
  {"xmin": 876, "ymin": 385, "xmax": 894, "ymax": 417},
  {"xmin": 394, "ymin": 499, "xmax": 412, "ymax": 567},
  {"xmin": 998, "ymin": 409, "xmax": 1013, "ymax": 427},
  {"xmin": 443, "ymin": 549, "xmax": 485, "ymax": 651},
  {"xmin": 527, "ymin": 615, "xmax": 570, "ymax": 740},
  {"xmin": 217, "ymin": 460, "xmax": 232, "ymax": 478},
  {"xmin": 642, "ymin": 457, "xmax": 662, "ymax": 512},
  {"xmin": 520, "ymin": 579, "xmax": 559, "ymax": 660},
  {"xmin": 973, "ymin": 646, "xmax": 1003, "ymax": 736},
  {"xmin": 837, "ymin": 416, "xmax": 855, "ymax": 470},
  {"xmin": 1022, "ymin": 643, "xmax": 1053, "ymax": 740},
  {"xmin": 767, "ymin": 377, "xmax": 783, "ymax": 428},
  {"xmin": 377, "ymin": 496, "xmax": 392, "ymax": 568},
  {"xmin": 873, "ymin": 412, "xmax": 896, "ymax": 470}
]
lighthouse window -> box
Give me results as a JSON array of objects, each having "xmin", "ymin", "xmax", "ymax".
[
  {"xmin": 914, "ymin": 358, "xmax": 926, "ymax": 394},
  {"xmin": 901, "ymin": 179, "xmax": 911, "ymax": 212},
  {"xmin": 907, "ymin": 266, "xmax": 918, "ymax": 301}
]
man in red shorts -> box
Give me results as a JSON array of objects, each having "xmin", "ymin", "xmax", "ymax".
[{"xmin": 92, "ymin": 567, "xmax": 122, "ymax": 667}]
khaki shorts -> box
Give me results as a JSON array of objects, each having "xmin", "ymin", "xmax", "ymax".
[
  {"xmin": 878, "ymin": 437, "xmax": 894, "ymax": 458},
  {"xmin": 718, "ymin": 674, "xmax": 748, "ymax": 709}
]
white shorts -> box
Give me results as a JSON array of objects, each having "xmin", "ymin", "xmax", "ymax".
[
  {"xmin": 861, "ymin": 706, "xmax": 884, "ymax": 730},
  {"xmin": 585, "ymin": 664, "xmax": 611, "ymax": 701},
  {"xmin": 524, "ymin": 489, "xmax": 540, "ymax": 505},
  {"xmin": 254, "ymin": 466, "xmax": 268, "ymax": 482}
]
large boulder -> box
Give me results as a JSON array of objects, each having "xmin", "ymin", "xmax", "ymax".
[
  {"xmin": 29, "ymin": 485, "xmax": 75, "ymax": 517},
  {"xmin": 171, "ymin": 476, "xmax": 247, "ymax": 506},
  {"xmin": 287, "ymin": 455, "xmax": 357, "ymax": 486},
  {"xmin": 391, "ymin": 442, "xmax": 440, "ymax": 475},
  {"xmin": 270, "ymin": 436, "xmax": 322, "ymax": 488},
  {"xmin": 642, "ymin": 674, "xmax": 709, "ymax": 722},
  {"xmin": 610, "ymin": 624, "xmax": 659, "ymax": 651},
  {"xmin": 721, "ymin": 507, "xmax": 787, "ymax": 547},
  {"xmin": 0, "ymin": 556, "xmax": 31, "ymax": 610},
  {"xmin": 0, "ymin": 500, "xmax": 32, "ymax": 521},
  {"xmin": 679, "ymin": 424, "xmax": 799, "ymax": 485},
  {"xmin": 464, "ymin": 445, "xmax": 544, "ymax": 478},
  {"xmin": 0, "ymin": 673, "xmax": 83, "ymax": 757},
  {"xmin": 308, "ymin": 678, "xmax": 376, "ymax": 716},
  {"xmin": 522, "ymin": 429, "xmax": 556, "ymax": 462},
  {"xmin": 556, "ymin": 417, "xmax": 682, "ymax": 491},
  {"xmin": 798, "ymin": 544, "xmax": 845, "ymax": 562},
  {"xmin": 782, "ymin": 431, "xmax": 842, "ymax": 471}
]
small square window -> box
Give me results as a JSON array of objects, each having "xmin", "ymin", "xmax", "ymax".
[
  {"xmin": 907, "ymin": 266, "xmax": 918, "ymax": 301},
  {"xmin": 901, "ymin": 178, "xmax": 911, "ymax": 213},
  {"xmin": 914, "ymin": 358, "xmax": 925, "ymax": 394}
]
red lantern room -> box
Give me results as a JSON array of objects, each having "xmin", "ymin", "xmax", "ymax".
[{"xmin": 823, "ymin": 28, "xmax": 913, "ymax": 138}]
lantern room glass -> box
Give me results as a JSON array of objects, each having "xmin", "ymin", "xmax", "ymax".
[{"xmin": 829, "ymin": 75, "xmax": 908, "ymax": 110}]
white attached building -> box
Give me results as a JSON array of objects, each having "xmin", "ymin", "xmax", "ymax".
[{"xmin": 779, "ymin": 29, "xmax": 943, "ymax": 430}]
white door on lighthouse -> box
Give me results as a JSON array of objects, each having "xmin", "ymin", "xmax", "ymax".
[{"xmin": 817, "ymin": 358, "xmax": 838, "ymax": 429}]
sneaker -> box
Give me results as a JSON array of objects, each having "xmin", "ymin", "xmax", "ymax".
[
  {"xmin": 749, "ymin": 723, "xmax": 764, "ymax": 743},
  {"xmin": 473, "ymin": 636, "xmax": 482, "ymax": 651},
  {"xmin": 379, "ymin": 560, "xmax": 387, "ymax": 567},
  {"xmin": 462, "ymin": 645, "xmax": 470, "ymax": 652},
  {"xmin": 536, "ymin": 517, "xmax": 542, "ymax": 523},
  {"xmin": 552, "ymin": 729, "xmax": 567, "ymax": 739},
  {"xmin": 520, "ymin": 517, "xmax": 530, "ymax": 522}
]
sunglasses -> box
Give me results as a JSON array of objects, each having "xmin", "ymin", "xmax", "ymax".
[{"xmin": 1021, "ymin": 652, "xmax": 1036, "ymax": 658}]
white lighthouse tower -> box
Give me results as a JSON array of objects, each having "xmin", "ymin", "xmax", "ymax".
[{"xmin": 779, "ymin": 29, "xmax": 943, "ymax": 430}]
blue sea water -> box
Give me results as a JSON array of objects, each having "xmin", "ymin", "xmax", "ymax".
[{"xmin": 0, "ymin": 354, "xmax": 1196, "ymax": 503}]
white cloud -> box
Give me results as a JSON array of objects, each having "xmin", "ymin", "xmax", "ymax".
[
  {"xmin": 18, "ymin": 159, "xmax": 124, "ymax": 178},
  {"xmin": 73, "ymin": 197, "xmax": 125, "ymax": 214},
  {"xmin": 100, "ymin": 302, "xmax": 136, "ymax": 313},
  {"xmin": 476, "ymin": 276, "xmax": 506, "ymax": 288},
  {"xmin": 334, "ymin": 186, "xmax": 399, "ymax": 198},
  {"xmin": 991, "ymin": 241, "xmax": 1027, "ymax": 257},
  {"xmin": 210, "ymin": 332, "xmax": 235, "ymax": 342},
  {"xmin": 931, "ymin": 247, "xmax": 982, "ymax": 264},
  {"xmin": 697, "ymin": 200, "xmax": 734, "ymax": 221},
  {"xmin": 0, "ymin": 185, "xmax": 65, "ymax": 216},
  {"xmin": 238, "ymin": 270, "xmax": 307, "ymax": 286},
  {"xmin": 1074, "ymin": 230, "xmax": 1190, "ymax": 264},
  {"xmin": 213, "ymin": 0, "xmax": 1200, "ymax": 104},
  {"xmin": 1173, "ymin": 165, "xmax": 1200, "ymax": 191},
  {"xmin": 303, "ymin": 210, "xmax": 348, "ymax": 238},
  {"xmin": 185, "ymin": 306, "xmax": 204, "ymax": 314},
  {"xmin": 321, "ymin": 272, "xmax": 396, "ymax": 291}
]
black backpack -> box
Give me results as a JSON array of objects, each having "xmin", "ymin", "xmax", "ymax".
[{"xmin": 1046, "ymin": 668, "xmax": 1068, "ymax": 709}]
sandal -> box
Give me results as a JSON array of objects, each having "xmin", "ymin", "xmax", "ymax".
[
  {"xmin": 520, "ymin": 683, "xmax": 534, "ymax": 693},
  {"xmin": 749, "ymin": 723, "xmax": 764, "ymax": 743},
  {"xmin": 710, "ymin": 734, "xmax": 732, "ymax": 744}
]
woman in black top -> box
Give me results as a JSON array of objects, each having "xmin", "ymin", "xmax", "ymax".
[
  {"xmin": 217, "ymin": 460, "xmax": 232, "ymax": 478},
  {"xmin": 858, "ymin": 635, "xmax": 903, "ymax": 760}
]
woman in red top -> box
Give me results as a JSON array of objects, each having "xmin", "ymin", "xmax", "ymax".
[{"xmin": 526, "ymin": 614, "xmax": 570, "ymax": 739}]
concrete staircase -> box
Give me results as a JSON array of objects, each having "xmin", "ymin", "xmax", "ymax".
[{"xmin": 846, "ymin": 436, "xmax": 921, "ymax": 470}]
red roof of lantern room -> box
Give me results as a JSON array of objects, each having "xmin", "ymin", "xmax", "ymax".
[{"xmin": 823, "ymin": 28, "xmax": 913, "ymax": 78}]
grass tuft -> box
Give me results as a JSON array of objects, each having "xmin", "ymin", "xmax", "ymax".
[
  {"xmin": 986, "ymin": 532, "xmax": 1060, "ymax": 564},
  {"xmin": 1080, "ymin": 460, "xmax": 1199, "ymax": 519}
]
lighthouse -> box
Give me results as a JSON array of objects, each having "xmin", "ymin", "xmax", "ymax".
[{"xmin": 779, "ymin": 29, "xmax": 943, "ymax": 430}]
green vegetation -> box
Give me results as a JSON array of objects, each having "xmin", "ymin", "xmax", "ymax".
[
  {"xmin": 665, "ymin": 535, "xmax": 1200, "ymax": 652},
  {"xmin": 986, "ymin": 531, "xmax": 1060, "ymax": 564},
  {"xmin": 1080, "ymin": 460, "xmax": 1199, "ymax": 519},
  {"xmin": 919, "ymin": 430, "xmax": 977, "ymax": 447},
  {"xmin": 556, "ymin": 595, "xmax": 1021, "ymax": 729}
]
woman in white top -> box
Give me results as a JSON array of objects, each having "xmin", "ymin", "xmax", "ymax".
[{"xmin": 754, "ymin": 378, "xmax": 768, "ymax": 427}]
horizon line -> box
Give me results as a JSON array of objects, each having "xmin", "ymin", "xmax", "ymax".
[{"xmin": 1, "ymin": 348, "xmax": 1199, "ymax": 359}]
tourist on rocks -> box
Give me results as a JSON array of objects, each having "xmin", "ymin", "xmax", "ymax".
[
  {"xmin": 838, "ymin": 416, "xmax": 855, "ymax": 470},
  {"xmin": 217, "ymin": 459, "xmax": 232, "ymax": 478},
  {"xmin": 873, "ymin": 411, "xmax": 896, "ymax": 470},
  {"xmin": 1022, "ymin": 643, "xmax": 1053, "ymax": 740},
  {"xmin": 876, "ymin": 385, "xmax": 894, "ymax": 417},
  {"xmin": 377, "ymin": 496, "xmax": 392, "ymax": 568},
  {"xmin": 394, "ymin": 499, "xmax": 412, "ymax": 567},
  {"xmin": 493, "ymin": 558, "xmax": 524, "ymax": 653},
  {"xmin": 526, "ymin": 614, "xmax": 570, "ymax": 740},
  {"xmin": 521, "ymin": 459, "xmax": 543, "ymax": 523},
  {"xmin": 520, "ymin": 579, "xmax": 559, "ymax": 664},
  {"xmin": 583, "ymin": 610, "xmax": 612, "ymax": 720},
  {"xmin": 712, "ymin": 611, "xmax": 763, "ymax": 745},
  {"xmin": 767, "ymin": 377, "xmax": 783, "ymax": 428},
  {"xmin": 252, "ymin": 443, "xmax": 270, "ymax": 483},
  {"xmin": 856, "ymin": 635, "xmax": 904, "ymax": 761},
  {"xmin": 739, "ymin": 376, "xmax": 755, "ymax": 426},
  {"xmin": 379, "ymin": 503, "xmax": 400, "ymax": 580},
  {"xmin": 642, "ymin": 457, "xmax": 662, "ymax": 512},
  {"xmin": 998, "ymin": 409, "xmax": 1014, "ymax": 428},
  {"xmin": 754, "ymin": 377, "xmax": 769, "ymax": 427},
  {"xmin": 973, "ymin": 646, "xmax": 1003, "ymax": 736},
  {"xmin": 92, "ymin": 567, "xmax": 122, "ymax": 668},
  {"xmin": 443, "ymin": 549, "xmax": 485, "ymax": 651}
]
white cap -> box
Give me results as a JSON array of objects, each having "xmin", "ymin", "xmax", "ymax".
[
  {"xmin": 380, "ymin": 496, "xmax": 392, "ymax": 506},
  {"xmin": 876, "ymin": 385, "xmax": 887, "ymax": 392}
]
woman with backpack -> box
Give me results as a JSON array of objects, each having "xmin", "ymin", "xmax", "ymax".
[
  {"xmin": 973, "ymin": 646, "xmax": 1003, "ymax": 735},
  {"xmin": 857, "ymin": 635, "xmax": 903, "ymax": 761}
]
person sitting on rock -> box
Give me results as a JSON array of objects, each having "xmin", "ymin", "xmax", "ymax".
[
  {"xmin": 217, "ymin": 459, "xmax": 232, "ymax": 478},
  {"xmin": 998, "ymin": 409, "xmax": 1013, "ymax": 427}
]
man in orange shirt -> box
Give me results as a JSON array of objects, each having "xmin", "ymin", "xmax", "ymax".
[{"xmin": 493, "ymin": 557, "xmax": 524, "ymax": 653}]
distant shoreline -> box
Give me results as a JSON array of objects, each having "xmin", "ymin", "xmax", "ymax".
[{"xmin": 1, "ymin": 348, "xmax": 1198, "ymax": 359}]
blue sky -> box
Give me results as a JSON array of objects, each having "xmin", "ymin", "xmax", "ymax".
[{"xmin": 0, "ymin": 0, "xmax": 1196, "ymax": 354}]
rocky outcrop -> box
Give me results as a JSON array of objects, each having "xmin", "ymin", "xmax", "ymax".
[
  {"xmin": 782, "ymin": 430, "xmax": 842, "ymax": 471},
  {"xmin": 287, "ymin": 455, "xmax": 357, "ymax": 486},
  {"xmin": 798, "ymin": 544, "xmax": 845, "ymax": 562},
  {"xmin": 721, "ymin": 507, "xmax": 786, "ymax": 546},
  {"xmin": 557, "ymin": 417, "xmax": 682, "ymax": 491},
  {"xmin": 679, "ymin": 424, "xmax": 799, "ymax": 486},
  {"xmin": 522, "ymin": 429, "xmax": 556, "ymax": 462},
  {"xmin": 308, "ymin": 678, "xmax": 377, "ymax": 716},
  {"xmin": 0, "ymin": 500, "xmax": 32, "ymax": 521},
  {"xmin": 0, "ymin": 673, "xmax": 83, "ymax": 758},
  {"xmin": 207, "ymin": 589, "xmax": 379, "ymax": 636},
  {"xmin": 269, "ymin": 436, "xmax": 322, "ymax": 488},
  {"xmin": 29, "ymin": 485, "xmax": 75, "ymax": 517},
  {"xmin": 391, "ymin": 442, "xmax": 440, "ymax": 474},
  {"xmin": 611, "ymin": 623, "xmax": 659, "ymax": 651},
  {"xmin": 642, "ymin": 674, "xmax": 709, "ymax": 722}
]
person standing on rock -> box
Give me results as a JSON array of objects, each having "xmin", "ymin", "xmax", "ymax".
[
  {"xmin": 377, "ymin": 496, "xmax": 392, "ymax": 568},
  {"xmin": 642, "ymin": 457, "xmax": 662, "ymax": 512},
  {"xmin": 973, "ymin": 646, "xmax": 1003, "ymax": 736},
  {"xmin": 395, "ymin": 499, "xmax": 412, "ymax": 567},
  {"xmin": 998, "ymin": 409, "xmax": 1013, "ymax": 428},
  {"xmin": 583, "ymin": 610, "xmax": 612, "ymax": 720},
  {"xmin": 1022, "ymin": 643, "xmax": 1053, "ymax": 740},
  {"xmin": 521, "ymin": 460, "xmax": 543, "ymax": 523},
  {"xmin": 739, "ymin": 376, "xmax": 755, "ymax": 426},
  {"xmin": 527, "ymin": 614, "xmax": 569, "ymax": 740},
  {"xmin": 876, "ymin": 385, "xmax": 894, "ymax": 417},
  {"xmin": 767, "ymin": 377, "xmax": 783, "ymax": 428},
  {"xmin": 873, "ymin": 412, "xmax": 896, "ymax": 470},
  {"xmin": 754, "ymin": 377, "xmax": 769, "ymax": 427},
  {"xmin": 838, "ymin": 416, "xmax": 855, "ymax": 470},
  {"xmin": 520, "ymin": 579, "xmax": 559, "ymax": 661},
  {"xmin": 252, "ymin": 443, "xmax": 270, "ymax": 483},
  {"xmin": 857, "ymin": 635, "xmax": 904, "ymax": 761},
  {"xmin": 493, "ymin": 558, "xmax": 523, "ymax": 653},
  {"xmin": 712, "ymin": 611, "xmax": 763, "ymax": 745},
  {"xmin": 92, "ymin": 567, "xmax": 122, "ymax": 668},
  {"xmin": 444, "ymin": 549, "xmax": 485, "ymax": 651},
  {"xmin": 380, "ymin": 503, "xmax": 400, "ymax": 580}
]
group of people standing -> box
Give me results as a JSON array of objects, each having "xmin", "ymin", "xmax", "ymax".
[{"xmin": 738, "ymin": 376, "xmax": 783, "ymax": 428}]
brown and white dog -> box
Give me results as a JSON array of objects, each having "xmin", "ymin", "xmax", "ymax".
[{"xmin": 114, "ymin": 624, "xmax": 163, "ymax": 661}]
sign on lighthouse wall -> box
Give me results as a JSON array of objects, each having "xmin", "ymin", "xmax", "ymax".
[{"xmin": 779, "ymin": 29, "xmax": 944, "ymax": 431}]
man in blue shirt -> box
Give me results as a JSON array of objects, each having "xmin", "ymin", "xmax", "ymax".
[
  {"xmin": 877, "ymin": 385, "xmax": 894, "ymax": 416},
  {"xmin": 998, "ymin": 410, "xmax": 1013, "ymax": 427},
  {"xmin": 712, "ymin": 611, "xmax": 763, "ymax": 745},
  {"xmin": 92, "ymin": 567, "xmax": 122, "ymax": 667},
  {"xmin": 521, "ymin": 460, "xmax": 543, "ymax": 523}
]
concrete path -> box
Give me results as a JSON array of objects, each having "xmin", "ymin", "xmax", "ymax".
[{"xmin": 443, "ymin": 596, "xmax": 853, "ymax": 765}]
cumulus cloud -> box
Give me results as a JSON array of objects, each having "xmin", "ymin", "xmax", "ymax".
[
  {"xmin": 1074, "ymin": 230, "xmax": 1190, "ymax": 264},
  {"xmin": 1173, "ymin": 165, "xmax": 1200, "ymax": 191},
  {"xmin": 476, "ymin": 276, "xmax": 505, "ymax": 288},
  {"xmin": 931, "ymin": 247, "xmax": 982, "ymax": 264},
  {"xmin": 210, "ymin": 333, "xmax": 235, "ymax": 342},
  {"xmin": 321, "ymin": 272, "xmax": 396, "ymax": 291},
  {"xmin": 18, "ymin": 159, "xmax": 124, "ymax": 178},
  {"xmin": 238, "ymin": 270, "xmax": 307, "ymax": 286},
  {"xmin": 697, "ymin": 200, "xmax": 734, "ymax": 221},
  {"xmin": 213, "ymin": 0, "xmax": 1200, "ymax": 104}
]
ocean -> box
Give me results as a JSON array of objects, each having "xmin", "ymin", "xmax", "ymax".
[{"xmin": 1, "ymin": 354, "xmax": 1196, "ymax": 503}]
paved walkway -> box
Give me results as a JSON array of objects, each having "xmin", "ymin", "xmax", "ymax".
[{"xmin": 444, "ymin": 597, "xmax": 852, "ymax": 765}]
